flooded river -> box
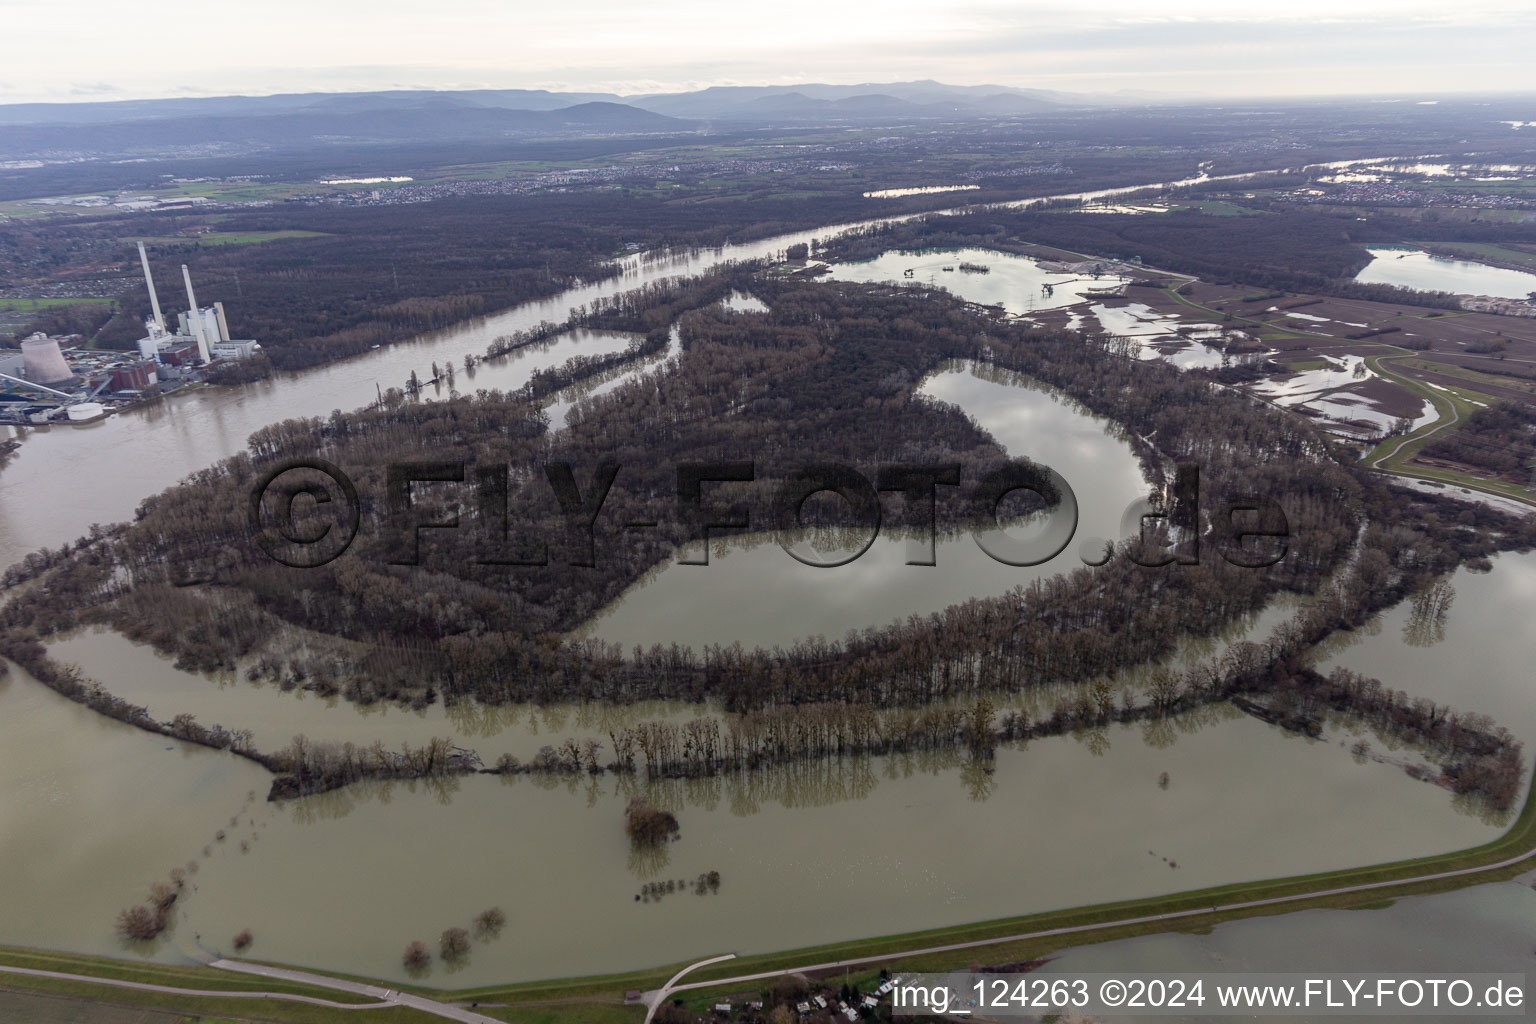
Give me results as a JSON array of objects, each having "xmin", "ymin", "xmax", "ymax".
[
  {"xmin": 1317, "ymin": 549, "xmax": 1536, "ymax": 751},
  {"xmin": 1038, "ymin": 880, "xmax": 1536, "ymax": 1023},
  {"xmin": 0, "ymin": 652, "xmax": 1499, "ymax": 986},
  {"xmin": 11, "ymin": 519, "xmax": 1529, "ymax": 987},
  {"xmin": 0, "ymin": 152, "xmax": 1528, "ymax": 987}
]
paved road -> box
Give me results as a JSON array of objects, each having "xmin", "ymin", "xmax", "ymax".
[
  {"xmin": 642, "ymin": 953, "xmax": 737, "ymax": 1023},
  {"xmin": 0, "ymin": 962, "xmax": 392, "ymax": 1010},
  {"xmin": 1363, "ymin": 353, "xmax": 1464, "ymax": 470},
  {"xmin": 0, "ymin": 959, "xmax": 505, "ymax": 1023},
  {"xmin": 211, "ymin": 958, "xmax": 505, "ymax": 1023},
  {"xmin": 656, "ymin": 841, "xmax": 1536, "ymax": 1001}
]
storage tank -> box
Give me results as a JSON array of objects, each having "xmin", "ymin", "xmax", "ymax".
[
  {"xmin": 20, "ymin": 335, "xmax": 72, "ymax": 384},
  {"xmin": 66, "ymin": 402, "xmax": 105, "ymax": 422}
]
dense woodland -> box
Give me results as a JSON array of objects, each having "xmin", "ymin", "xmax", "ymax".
[{"xmin": 1420, "ymin": 402, "xmax": 1536, "ymax": 482}]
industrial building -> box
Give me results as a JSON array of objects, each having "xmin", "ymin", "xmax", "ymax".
[
  {"xmin": 0, "ymin": 341, "xmax": 162, "ymax": 424},
  {"xmin": 19, "ymin": 335, "xmax": 73, "ymax": 384},
  {"xmin": 132, "ymin": 243, "xmax": 262, "ymax": 366},
  {"xmin": 108, "ymin": 361, "xmax": 157, "ymax": 391},
  {"xmin": 0, "ymin": 246, "xmax": 258, "ymax": 424}
]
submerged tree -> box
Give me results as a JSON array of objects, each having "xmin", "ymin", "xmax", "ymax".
[
  {"xmin": 624, "ymin": 797, "xmax": 680, "ymax": 847},
  {"xmin": 474, "ymin": 906, "xmax": 507, "ymax": 938},
  {"xmin": 402, "ymin": 940, "xmax": 431, "ymax": 970},
  {"xmin": 440, "ymin": 927, "xmax": 471, "ymax": 961},
  {"xmin": 1404, "ymin": 579, "xmax": 1455, "ymax": 648},
  {"xmin": 115, "ymin": 905, "xmax": 162, "ymax": 941}
]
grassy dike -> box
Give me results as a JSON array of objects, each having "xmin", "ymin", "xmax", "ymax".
[
  {"xmin": 0, "ymin": 945, "xmax": 428, "ymax": 1023},
  {"xmin": 6, "ymin": 769, "xmax": 1533, "ymax": 1023}
]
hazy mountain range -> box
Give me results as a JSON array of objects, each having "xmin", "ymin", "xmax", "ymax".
[
  {"xmin": 0, "ymin": 80, "xmax": 1128, "ymax": 128},
  {"xmin": 0, "ymin": 81, "xmax": 1161, "ymax": 161}
]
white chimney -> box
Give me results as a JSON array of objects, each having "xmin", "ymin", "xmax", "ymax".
[
  {"xmin": 181, "ymin": 264, "xmax": 211, "ymax": 364},
  {"xmin": 137, "ymin": 241, "xmax": 165, "ymax": 335}
]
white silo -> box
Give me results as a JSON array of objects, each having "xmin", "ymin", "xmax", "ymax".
[{"xmin": 20, "ymin": 334, "xmax": 72, "ymax": 384}]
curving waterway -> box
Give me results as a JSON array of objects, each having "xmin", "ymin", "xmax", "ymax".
[{"xmin": 1, "ymin": 152, "xmax": 1527, "ymax": 987}]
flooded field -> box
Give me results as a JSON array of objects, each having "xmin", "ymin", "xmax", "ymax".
[
  {"xmin": 1245, "ymin": 354, "xmax": 1434, "ymax": 439},
  {"xmin": 1087, "ymin": 302, "xmax": 1237, "ymax": 370},
  {"xmin": 824, "ymin": 249, "xmax": 1247, "ymax": 369},
  {"xmin": 862, "ymin": 185, "xmax": 980, "ymax": 198},
  {"xmin": 0, "ymin": 651, "xmax": 1497, "ymax": 986},
  {"xmin": 822, "ymin": 247, "xmax": 1130, "ymax": 316}
]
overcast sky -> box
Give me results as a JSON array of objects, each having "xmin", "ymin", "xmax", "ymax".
[{"xmin": 3, "ymin": 0, "xmax": 1534, "ymax": 105}]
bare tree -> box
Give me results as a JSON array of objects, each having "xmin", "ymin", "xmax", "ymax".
[
  {"xmin": 440, "ymin": 927, "xmax": 471, "ymax": 961},
  {"xmin": 624, "ymin": 798, "xmax": 680, "ymax": 846},
  {"xmin": 115, "ymin": 905, "xmax": 162, "ymax": 941},
  {"xmin": 474, "ymin": 906, "xmax": 506, "ymax": 938}
]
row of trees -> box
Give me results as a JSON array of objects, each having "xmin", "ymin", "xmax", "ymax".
[{"xmin": 401, "ymin": 907, "xmax": 504, "ymax": 970}]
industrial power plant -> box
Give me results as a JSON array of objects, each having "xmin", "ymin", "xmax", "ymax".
[
  {"xmin": 0, "ymin": 243, "xmax": 261, "ymax": 425},
  {"xmin": 133, "ymin": 242, "xmax": 261, "ymax": 367}
]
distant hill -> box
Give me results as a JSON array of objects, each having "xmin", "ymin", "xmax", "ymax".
[
  {"xmin": 0, "ymin": 79, "xmax": 1128, "ymax": 130},
  {"xmin": 0, "ymin": 88, "xmax": 624, "ymax": 127},
  {"xmin": 627, "ymin": 80, "xmax": 1073, "ymax": 119},
  {"xmin": 0, "ymin": 80, "xmax": 1149, "ymax": 160},
  {"xmin": 0, "ymin": 100, "xmax": 691, "ymax": 159}
]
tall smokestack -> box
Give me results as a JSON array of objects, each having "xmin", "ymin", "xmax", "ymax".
[
  {"xmin": 182, "ymin": 264, "xmax": 211, "ymax": 364},
  {"xmin": 138, "ymin": 241, "xmax": 165, "ymax": 334},
  {"xmin": 181, "ymin": 263, "xmax": 199, "ymax": 313},
  {"xmin": 214, "ymin": 301, "xmax": 231, "ymax": 342}
]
